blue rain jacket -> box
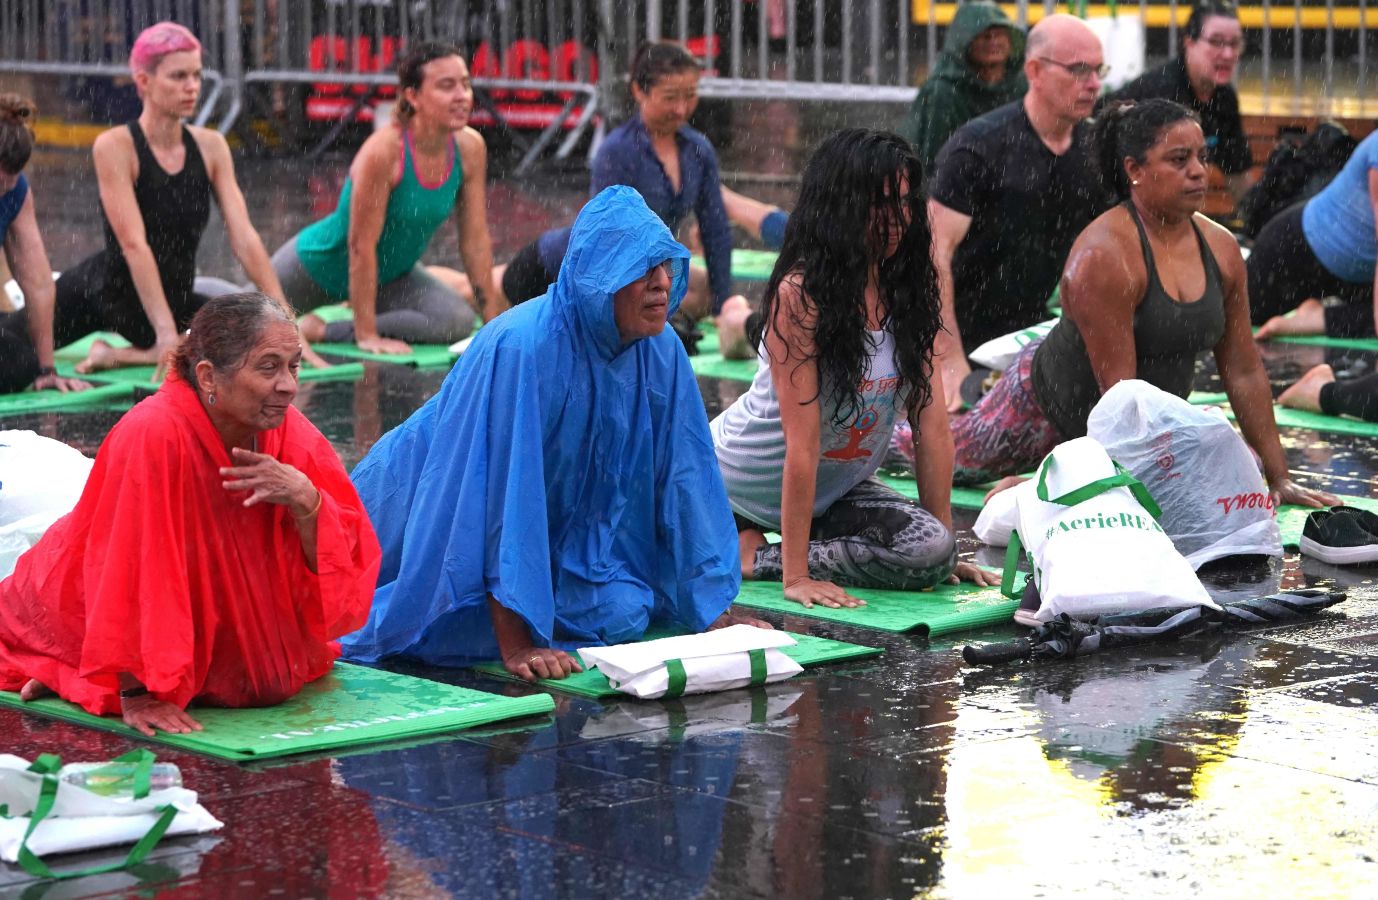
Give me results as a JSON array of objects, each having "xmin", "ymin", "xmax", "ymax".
[{"xmin": 341, "ymin": 186, "xmax": 740, "ymax": 665}]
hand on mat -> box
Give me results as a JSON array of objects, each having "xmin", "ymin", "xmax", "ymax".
[
  {"xmin": 1270, "ymin": 478, "xmax": 1341, "ymax": 510},
  {"xmin": 983, "ymin": 475, "xmax": 1029, "ymax": 503},
  {"xmin": 784, "ymin": 577, "xmax": 865, "ymax": 609},
  {"xmin": 31, "ymin": 372, "xmax": 92, "ymax": 393},
  {"xmin": 941, "ymin": 354, "xmax": 971, "ymax": 414},
  {"xmin": 301, "ymin": 339, "xmax": 330, "ymax": 370},
  {"xmin": 503, "ymin": 647, "xmax": 584, "ymax": 682},
  {"xmin": 220, "ymin": 447, "xmax": 319, "ymax": 516},
  {"xmin": 121, "ymin": 694, "xmax": 203, "ymax": 737},
  {"xmin": 709, "ymin": 611, "xmax": 775, "ymax": 630},
  {"xmin": 356, "ymin": 334, "xmax": 412, "ymax": 356},
  {"xmin": 949, "ymin": 561, "xmax": 1001, "ymax": 587}
]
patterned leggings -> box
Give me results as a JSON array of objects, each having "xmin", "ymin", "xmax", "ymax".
[
  {"xmin": 950, "ymin": 339, "xmax": 1063, "ymax": 485},
  {"xmin": 744, "ymin": 478, "xmax": 956, "ymax": 590}
]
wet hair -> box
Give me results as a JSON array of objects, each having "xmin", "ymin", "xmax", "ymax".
[
  {"xmin": 1185, "ymin": 0, "xmax": 1239, "ymax": 40},
  {"xmin": 1093, "ymin": 98, "xmax": 1201, "ymax": 200},
  {"xmin": 129, "ymin": 22, "xmax": 201, "ymax": 76},
  {"xmin": 395, "ymin": 41, "xmax": 464, "ymax": 125},
  {"xmin": 0, "ymin": 94, "xmax": 36, "ymax": 175},
  {"xmin": 629, "ymin": 41, "xmax": 701, "ymax": 93},
  {"xmin": 756, "ymin": 128, "xmax": 939, "ymax": 426},
  {"xmin": 173, "ymin": 292, "xmax": 296, "ymax": 386}
]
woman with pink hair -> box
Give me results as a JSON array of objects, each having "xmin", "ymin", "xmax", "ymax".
[{"xmin": 45, "ymin": 22, "xmax": 315, "ymax": 376}]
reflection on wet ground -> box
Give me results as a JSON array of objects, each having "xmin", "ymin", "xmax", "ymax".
[{"xmin": 4, "ymin": 152, "xmax": 1378, "ymax": 897}]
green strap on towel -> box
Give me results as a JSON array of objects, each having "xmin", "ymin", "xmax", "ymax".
[
  {"xmin": 16, "ymin": 749, "xmax": 178, "ymax": 881},
  {"xmin": 661, "ymin": 648, "xmax": 768, "ymax": 698}
]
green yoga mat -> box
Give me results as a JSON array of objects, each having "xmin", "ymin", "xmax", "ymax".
[
  {"xmin": 1276, "ymin": 496, "xmax": 1378, "ymax": 548},
  {"xmin": 57, "ymin": 361, "xmax": 368, "ymax": 390},
  {"xmin": 0, "ymin": 663, "xmax": 554, "ymax": 762},
  {"xmin": 1191, "ymin": 396, "xmax": 1378, "ymax": 438},
  {"xmin": 690, "ymin": 248, "xmax": 779, "ymax": 282},
  {"xmin": 313, "ymin": 342, "xmax": 458, "ymax": 368},
  {"xmin": 1271, "ymin": 334, "xmax": 1378, "ymax": 352},
  {"xmin": 0, "ymin": 382, "xmax": 134, "ymax": 416},
  {"xmin": 472, "ymin": 631, "xmax": 881, "ymax": 699},
  {"xmin": 731, "ymin": 580, "xmax": 1016, "ymax": 634},
  {"xmin": 875, "ymin": 472, "xmax": 989, "ymax": 511}
]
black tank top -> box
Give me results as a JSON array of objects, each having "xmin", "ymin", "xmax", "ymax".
[
  {"xmin": 98, "ymin": 122, "xmax": 213, "ymax": 313},
  {"xmin": 1031, "ymin": 203, "xmax": 1227, "ymax": 439}
]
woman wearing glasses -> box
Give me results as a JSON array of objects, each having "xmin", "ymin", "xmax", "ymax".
[{"xmin": 1100, "ymin": 1, "xmax": 1250, "ymax": 200}]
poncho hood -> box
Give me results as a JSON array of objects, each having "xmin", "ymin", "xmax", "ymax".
[
  {"xmin": 935, "ymin": 1, "xmax": 1025, "ymax": 84},
  {"xmin": 552, "ymin": 184, "xmax": 691, "ymax": 361}
]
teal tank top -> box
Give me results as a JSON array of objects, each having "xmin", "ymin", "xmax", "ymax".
[{"xmin": 296, "ymin": 129, "xmax": 463, "ymax": 299}]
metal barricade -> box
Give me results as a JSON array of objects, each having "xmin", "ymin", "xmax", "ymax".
[
  {"xmin": 0, "ymin": 0, "xmax": 231, "ymax": 128},
  {"xmin": 235, "ymin": 0, "xmax": 602, "ymax": 172}
]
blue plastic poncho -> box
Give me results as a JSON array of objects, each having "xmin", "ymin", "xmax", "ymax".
[{"xmin": 341, "ymin": 186, "xmax": 740, "ymax": 665}]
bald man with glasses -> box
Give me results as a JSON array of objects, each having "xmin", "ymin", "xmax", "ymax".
[{"xmin": 926, "ymin": 14, "xmax": 1114, "ymax": 412}]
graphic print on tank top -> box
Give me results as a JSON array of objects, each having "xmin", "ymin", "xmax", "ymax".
[{"xmin": 822, "ymin": 372, "xmax": 900, "ymax": 462}]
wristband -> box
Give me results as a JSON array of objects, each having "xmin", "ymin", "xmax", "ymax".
[
  {"xmin": 293, "ymin": 490, "xmax": 323, "ymax": 519},
  {"xmin": 118, "ymin": 685, "xmax": 149, "ymax": 699},
  {"xmin": 36, "ymin": 366, "xmax": 56, "ymax": 378}
]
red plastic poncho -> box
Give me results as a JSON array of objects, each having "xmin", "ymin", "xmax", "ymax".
[{"xmin": 0, "ymin": 375, "xmax": 382, "ymax": 715}]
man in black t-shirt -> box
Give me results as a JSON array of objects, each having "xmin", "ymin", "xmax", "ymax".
[
  {"xmin": 928, "ymin": 14, "xmax": 1113, "ymax": 411},
  {"xmin": 1101, "ymin": 1, "xmax": 1250, "ymax": 200}
]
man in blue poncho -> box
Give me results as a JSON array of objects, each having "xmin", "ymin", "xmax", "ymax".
[{"xmin": 342, "ymin": 186, "xmax": 758, "ymax": 680}]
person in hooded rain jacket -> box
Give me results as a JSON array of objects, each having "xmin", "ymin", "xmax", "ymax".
[
  {"xmin": 342, "ymin": 186, "xmax": 760, "ymax": 681},
  {"xmin": 0, "ymin": 293, "xmax": 382, "ymax": 736},
  {"xmin": 898, "ymin": 1, "xmax": 1027, "ymax": 173}
]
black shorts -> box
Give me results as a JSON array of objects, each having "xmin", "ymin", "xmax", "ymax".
[{"xmin": 501, "ymin": 240, "xmax": 559, "ymax": 306}]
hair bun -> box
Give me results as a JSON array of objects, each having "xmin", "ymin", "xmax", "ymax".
[{"xmin": 0, "ymin": 94, "xmax": 37, "ymax": 123}]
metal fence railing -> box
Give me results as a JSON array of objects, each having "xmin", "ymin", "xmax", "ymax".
[{"xmin": 0, "ymin": 0, "xmax": 1372, "ymax": 157}]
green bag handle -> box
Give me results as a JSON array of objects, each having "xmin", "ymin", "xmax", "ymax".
[
  {"xmin": 1035, "ymin": 458, "xmax": 1162, "ymax": 520},
  {"xmin": 16, "ymin": 749, "xmax": 179, "ymax": 881},
  {"xmin": 662, "ymin": 648, "xmax": 770, "ymax": 699},
  {"xmin": 1000, "ymin": 530, "xmax": 1027, "ymax": 600}
]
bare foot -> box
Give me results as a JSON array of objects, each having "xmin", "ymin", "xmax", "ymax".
[
  {"xmin": 74, "ymin": 338, "xmax": 118, "ymax": 374},
  {"xmin": 739, "ymin": 528, "xmax": 768, "ymax": 577},
  {"xmin": 299, "ymin": 313, "xmax": 327, "ymax": 343},
  {"xmin": 1256, "ymin": 298, "xmax": 1324, "ymax": 340},
  {"xmin": 19, "ymin": 679, "xmax": 52, "ymax": 701},
  {"xmin": 1278, "ymin": 363, "xmax": 1334, "ymax": 413}
]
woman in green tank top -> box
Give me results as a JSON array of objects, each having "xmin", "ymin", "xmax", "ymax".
[{"xmin": 271, "ymin": 42, "xmax": 500, "ymax": 354}]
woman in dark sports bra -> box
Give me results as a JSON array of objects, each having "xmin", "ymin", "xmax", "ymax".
[
  {"xmin": 49, "ymin": 22, "xmax": 299, "ymax": 376},
  {"xmin": 951, "ymin": 99, "xmax": 1336, "ymax": 509}
]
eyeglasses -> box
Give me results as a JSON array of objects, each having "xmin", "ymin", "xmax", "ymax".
[
  {"xmin": 1203, "ymin": 37, "xmax": 1244, "ymax": 51},
  {"xmin": 1037, "ymin": 57, "xmax": 1110, "ymax": 81}
]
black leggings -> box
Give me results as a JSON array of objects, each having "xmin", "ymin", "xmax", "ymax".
[
  {"xmin": 1248, "ymin": 202, "xmax": 1373, "ymax": 337},
  {"xmin": 1321, "ymin": 375, "xmax": 1378, "ymax": 422},
  {"xmin": 501, "ymin": 239, "xmax": 559, "ymax": 306},
  {"xmin": 740, "ymin": 478, "xmax": 957, "ymax": 591}
]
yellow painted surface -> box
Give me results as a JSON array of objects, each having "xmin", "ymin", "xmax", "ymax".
[{"xmin": 911, "ymin": 0, "xmax": 1378, "ymax": 28}]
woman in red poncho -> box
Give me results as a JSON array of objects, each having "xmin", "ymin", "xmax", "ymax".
[{"xmin": 0, "ymin": 292, "xmax": 382, "ymax": 736}]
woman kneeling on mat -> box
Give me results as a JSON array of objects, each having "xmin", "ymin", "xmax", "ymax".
[
  {"xmin": 0, "ymin": 94, "xmax": 89, "ymax": 394},
  {"xmin": 712, "ymin": 129, "xmax": 997, "ymax": 610},
  {"xmin": 51, "ymin": 22, "xmax": 305, "ymax": 376},
  {"xmin": 341, "ymin": 187, "xmax": 763, "ymax": 682},
  {"xmin": 0, "ymin": 294, "xmax": 382, "ymax": 736},
  {"xmin": 953, "ymin": 100, "xmax": 1336, "ymax": 509},
  {"xmin": 282, "ymin": 41, "xmax": 499, "ymax": 354}
]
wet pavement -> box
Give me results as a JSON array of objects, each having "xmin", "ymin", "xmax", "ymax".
[{"xmin": 4, "ymin": 139, "xmax": 1378, "ymax": 898}]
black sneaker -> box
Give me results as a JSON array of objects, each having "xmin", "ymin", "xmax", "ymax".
[{"xmin": 1300, "ymin": 507, "xmax": 1378, "ymax": 565}]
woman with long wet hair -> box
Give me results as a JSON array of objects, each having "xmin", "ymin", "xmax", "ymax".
[{"xmin": 711, "ymin": 129, "xmax": 996, "ymax": 609}]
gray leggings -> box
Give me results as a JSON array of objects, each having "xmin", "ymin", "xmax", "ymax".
[
  {"xmin": 272, "ymin": 237, "xmax": 475, "ymax": 344},
  {"xmin": 745, "ymin": 478, "xmax": 957, "ymax": 591}
]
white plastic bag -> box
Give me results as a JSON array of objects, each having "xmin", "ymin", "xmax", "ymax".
[
  {"xmin": 0, "ymin": 751, "xmax": 221, "ymax": 878},
  {"xmin": 578, "ymin": 626, "xmax": 803, "ymax": 699},
  {"xmin": 0, "ymin": 431, "xmax": 93, "ymax": 578},
  {"xmin": 973, "ymin": 480, "xmax": 1030, "ymax": 547},
  {"xmin": 1087, "ymin": 380, "xmax": 1282, "ymax": 568},
  {"xmin": 969, "ymin": 319, "xmax": 1059, "ymax": 371},
  {"xmin": 1005, "ymin": 436, "xmax": 1217, "ymax": 622}
]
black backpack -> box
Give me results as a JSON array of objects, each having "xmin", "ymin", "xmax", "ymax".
[{"xmin": 1239, "ymin": 121, "xmax": 1358, "ymax": 239}]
